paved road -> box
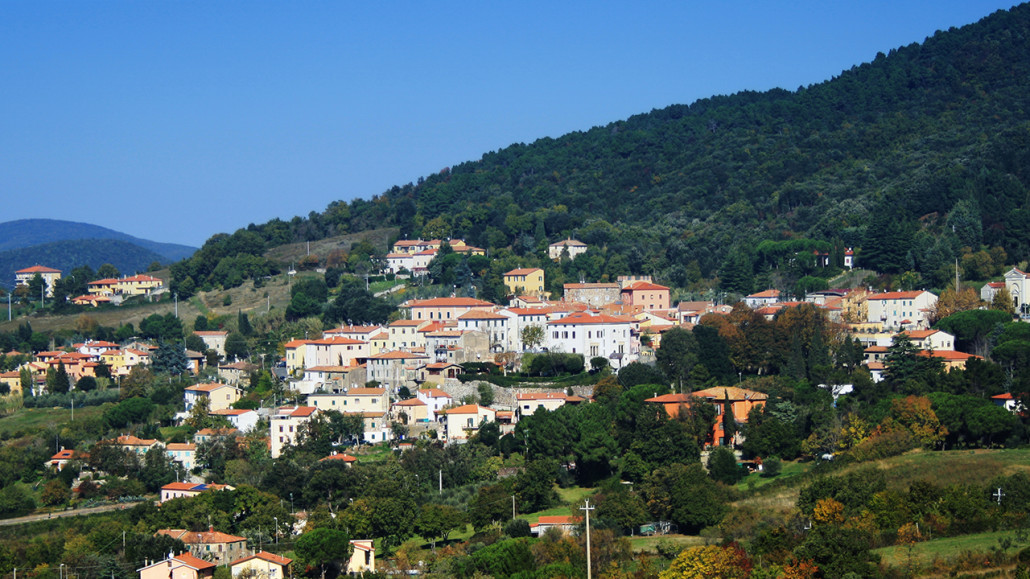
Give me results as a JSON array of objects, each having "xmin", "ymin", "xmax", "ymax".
[{"xmin": 0, "ymin": 500, "xmax": 149, "ymax": 526}]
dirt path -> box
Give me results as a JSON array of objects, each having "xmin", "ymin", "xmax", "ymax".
[{"xmin": 0, "ymin": 500, "xmax": 149, "ymax": 526}]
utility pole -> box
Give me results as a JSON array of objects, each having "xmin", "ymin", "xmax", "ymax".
[
  {"xmin": 439, "ymin": 469, "xmax": 443, "ymax": 495},
  {"xmin": 580, "ymin": 499, "xmax": 595, "ymax": 579},
  {"xmin": 174, "ymin": 292, "xmax": 178, "ymax": 318},
  {"xmin": 995, "ymin": 487, "xmax": 1005, "ymax": 505},
  {"xmin": 512, "ymin": 495, "xmax": 516, "ymax": 520}
]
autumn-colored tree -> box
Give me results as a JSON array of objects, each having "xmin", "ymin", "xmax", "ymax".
[
  {"xmin": 992, "ymin": 287, "xmax": 1016, "ymax": 315},
  {"xmin": 837, "ymin": 413, "xmax": 870, "ymax": 451},
  {"xmin": 880, "ymin": 395, "xmax": 947, "ymax": 448},
  {"xmin": 659, "ymin": 543, "xmax": 752, "ymax": 579},
  {"xmin": 929, "ymin": 286, "xmax": 983, "ymax": 324},
  {"xmin": 812, "ymin": 497, "xmax": 845, "ymax": 526},
  {"xmin": 780, "ymin": 557, "xmax": 819, "ymax": 579}
]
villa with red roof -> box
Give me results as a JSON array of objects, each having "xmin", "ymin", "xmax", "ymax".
[
  {"xmin": 439, "ymin": 404, "xmax": 496, "ymax": 441},
  {"xmin": 620, "ymin": 281, "xmax": 670, "ymax": 311},
  {"xmin": 230, "ymin": 551, "xmax": 292, "ymax": 579},
  {"xmin": 304, "ymin": 336, "xmax": 370, "ymax": 369},
  {"xmin": 865, "ymin": 290, "xmax": 938, "ymax": 330},
  {"xmin": 138, "ymin": 552, "xmax": 216, "ymax": 579},
  {"xmin": 503, "ymin": 268, "xmax": 545, "ymax": 296},
  {"xmin": 15, "ymin": 265, "xmax": 61, "ymax": 297},
  {"xmin": 156, "ymin": 527, "xmax": 248, "ymax": 566},
  {"xmin": 531, "ymin": 515, "xmax": 582, "ymax": 536},
  {"xmin": 417, "ymin": 388, "xmax": 452, "ymax": 421},
  {"xmin": 403, "ymin": 297, "xmax": 496, "ymax": 321},
  {"xmin": 184, "ymin": 382, "xmax": 242, "ymax": 412},
  {"xmin": 546, "ymin": 311, "xmax": 635, "ymax": 369},
  {"xmin": 270, "ymin": 406, "xmax": 318, "ymax": 458},
  {"xmin": 515, "ymin": 391, "xmax": 584, "ymax": 419},
  {"xmin": 744, "ymin": 289, "xmax": 781, "ymax": 309},
  {"xmin": 646, "ymin": 386, "xmax": 768, "ymax": 447}
]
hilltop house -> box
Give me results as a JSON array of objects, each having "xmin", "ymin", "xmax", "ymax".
[
  {"xmin": 15, "ymin": 265, "xmax": 61, "ymax": 297},
  {"xmin": 503, "ymin": 268, "xmax": 545, "ymax": 296}
]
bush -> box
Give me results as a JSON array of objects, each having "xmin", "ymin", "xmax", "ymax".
[
  {"xmin": 503, "ymin": 518, "xmax": 531, "ymax": 538},
  {"xmin": 761, "ymin": 456, "xmax": 782, "ymax": 478}
]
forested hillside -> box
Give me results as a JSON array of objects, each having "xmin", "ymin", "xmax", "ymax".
[{"xmin": 172, "ymin": 4, "xmax": 1030, "ymax": 297}]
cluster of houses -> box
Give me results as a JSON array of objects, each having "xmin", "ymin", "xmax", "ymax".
[{"xmin": 14, "ymin": 265, "xmax": 165, "ymax": 306}]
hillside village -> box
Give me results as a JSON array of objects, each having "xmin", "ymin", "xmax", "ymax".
[{"xmin": 3, "ymin": 233, "xmax": 1030, "ymax": 577}]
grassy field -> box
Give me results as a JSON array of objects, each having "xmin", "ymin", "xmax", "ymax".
[
  {"xmin": 735, "ymin": 460, "xmax": 811, "ymax": 492},
  {"xmin": 873, "ymin": 529, "xmax": 1029, "ymax": 568},
  {"xmin": 0, "ymin": 405, "xmax": 106, "ymax": 437}
]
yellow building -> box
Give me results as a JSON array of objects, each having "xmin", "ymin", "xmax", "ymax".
[{"xmin": 503, "ymin": 268, "xmax": 545, "ymax": 296}]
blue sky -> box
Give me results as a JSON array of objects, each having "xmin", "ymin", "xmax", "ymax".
[{"xmin": 0, "ymin": 2, "xmax": 1019, "ymax": 247}]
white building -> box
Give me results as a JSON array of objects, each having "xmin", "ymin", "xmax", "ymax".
[
  {"xmin": 545, "ymin": 311, "xmax": 635, "ymax": 369},
  {"xmin": 865, "ymin": 290, "xmax": 938, "ymax": 330},
  {"xmin": 500, "ymin": 308, "xmax": 550, "ymax": 352},
  {"xmin": 269, "ymin": 406, "xmax": 318, "ymax": 458}
]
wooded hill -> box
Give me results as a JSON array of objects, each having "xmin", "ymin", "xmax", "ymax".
[{"xmin": 171, "ymin": 4, "xmax": 1030, "ymax": 297}]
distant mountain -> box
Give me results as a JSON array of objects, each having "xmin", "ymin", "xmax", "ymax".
[
  {"xmin": 0, "ymin": 219, "xmax": 196, "ymax": 262},
  {"xmin": 0, "ymin": 239, "xmax": 169, "ymax": 290}
]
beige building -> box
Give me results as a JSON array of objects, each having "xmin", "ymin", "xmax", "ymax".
[
  {"xmin": 283, "ymin": 339, "xmax": 313, "ymax": 374},
  {"xmin": 308, "ymin": 387, "xmax": 388, "ymax": 414},
  {"xmin": 548, "ymin": 239, "xmax": 587, "ymax": 260},
  {"xmin": 388, "ymin": 319, "xmax": 430, "ymax": 351},
  {"xmin": 269, "ymin": 406, "xmax": 318, "ymax": 458},
  {"xmin": 15, "ymin": 265, "xmax": 61, "ymax": 297},
  {"xmin": 230, "ymin": 551, "xmax": 292, "ymax": 579},
  {"xmin": 304, "ymin": 336, "xmax": 370, "ymax": 369},
  {"xmin": 184, "ymin": 382, "xmax": 242, "ymax": 412},
  {"xmin": 404, "ymin": 297, "xmax": 495, "ymax": 322},
  {"xmin": 155, "ymin": 527, "xmax": 248, "ymax": 566},
  {"xmin": 392, "ymin": 397, "xmax": 429, "ymax": 423},
  {"xmin": 347, "ymin": 540, "xmax": 375, "ymax": 574},
  {"xmin": 138, "ymin": 553, "xmax": 215, "ymax": 579},
  {"xmin": 503, "ymin": 268, "xmax": 545, "ymax": 296},
  {"xmin": 439, "ymin": 404, "xmax": 496, "ymax": 441},
  {"xmin": 193, "ymin": 331, "xmax": 228, "ymax": 356}
]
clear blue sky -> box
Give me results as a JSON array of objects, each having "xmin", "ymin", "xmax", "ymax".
[{"xmin": 0, "ymin": 1, "xmax": 1019, "ymax": 247}]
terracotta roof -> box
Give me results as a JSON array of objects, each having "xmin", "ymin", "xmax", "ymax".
[
  {"xmin": 394, "ymin": 398, "xmax": 427, "ymax": 407},
  {"xmin": 185, "ymin": 382, "xmax": 235, "ymax": 393},
  {"xmin": 539, "ymin": 515, "xmax": 580, "ymax": 525},
  {"xmin": 548, "ymin": 312, "xmax": 632, "ymax": 325},
  {"xmin": 309, "ymin": 336, "xmax": 367, "ymax": 345},
  {"xmin": 440, "ymin": 404, "xmax": 495, "ymax": 415},
  {"xmin": 283, "ymin": 339, "xmax": 314, "ymax": 348},
  {"xmin": 903, "ymin": 329, "xmax": 941, "ymax": 339},
  {"xmin": 115, "ymin": 435, "xmax": 158, "ymax": 447},
  {"xmin": 917, "ymin": 350, "xmax": 981, "ymax": 361},
  {"xmin": 517, "ymin": 392, "xmax": 570, "ymax": 401},
  {"xmin": 161, "ymin": 481, "xmax": 202, "ymax": 491},
  {"xmin": 505, "ymin": 268, "xmax": 543, "ymax": 276},
  {"xmin": 419, "ymin": 388, "xmax": 451, "ymax": 398},
  {"xmin": 165, "ymin": 443, "xmax": 196, "ymax": 451},
  {"xmin": 549, "ymin": 239, "xmax": 586, "ymax": 247},
  {"xmin": 17, "ymin": 265, "xmax": 61, "ymax": 274},
  {"xmin": 747, "ymin": 289, "xmax": 781, "ymax": 299},
  {"xmin": 406, "ymin": 297, "xmax": 495, "ymax": 307},
  {"xmin": 193, "ymin": 330, "xmax": 228, "ymax": 336},
  {"xmin": 230, "ymin": 551, "xmax": 293, "ymax": 567},
  {"xmin": 867, "ymin": 291, "xmax": 931, "ymax": 300},
  {"xmin": 693, "ymin": 386, "xmax": 769, "ymax": 401},
  {"xmin": 319, "ymin": 453, "xmax": 358, "ymax": 463},
  {"xmin": 157, "ymin": 527, "xmax": 246, "ymax": 545},
  {"xmin": 51, "ymin": 449, "xmax": 75, "ymax": 461},
  {"xmin": 864, "ymin": 346, "xmax": 888, "ymax": 353},
  {"xmin": 623, "ymin": 281, "xmax": 669, "ymax": 291}
]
